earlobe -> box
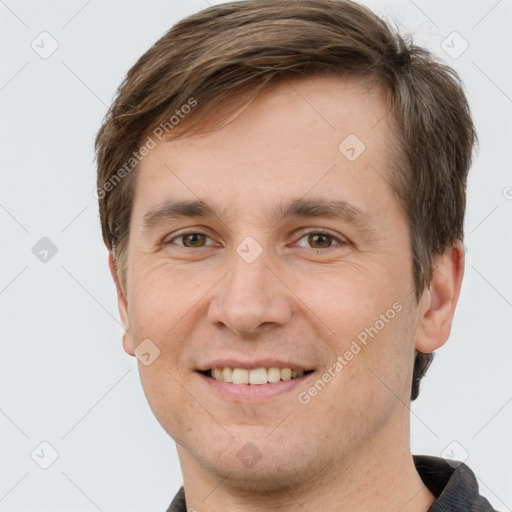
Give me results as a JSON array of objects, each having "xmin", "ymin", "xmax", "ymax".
[
  {"xmin": 414, "ymin": 240, "xmax": 465, "ymax": 354},
  {"xmin": 108, "ymin": 252, "xmax": 135, "ymax": 357},
  {"xmin": 122, "ymin": 332, "xmax": 135, "ymax": 357}
]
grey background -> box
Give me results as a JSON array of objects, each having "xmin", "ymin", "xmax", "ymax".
[{"xmin": 1, "ymin": 0, "xmax": 511, "ymax": 510}]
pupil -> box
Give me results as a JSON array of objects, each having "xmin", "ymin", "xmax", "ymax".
[
  {"xmin": 310, "ymin": 233, "xmax": 330, "ymax": 248},
  {"xmin": 184, "ymin": 233, "xmax": 204, "ymax": 247}
]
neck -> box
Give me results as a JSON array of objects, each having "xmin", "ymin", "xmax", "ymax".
[{"xmin": 175, "ymin": 417, "xmax": 435, "ymax": 512}]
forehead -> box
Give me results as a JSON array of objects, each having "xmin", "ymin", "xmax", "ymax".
[{"xmin": 132, "ymin": 75, "xmax": 397, "ymax": 226}]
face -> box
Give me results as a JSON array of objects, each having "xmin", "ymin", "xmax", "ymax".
[{"xmin": 116, "ymin": 75, "xmax": 429, "ymax": 491}]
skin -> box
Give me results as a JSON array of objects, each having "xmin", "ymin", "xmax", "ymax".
[{"xmin": 109, "ymin": 75, "xmax": 465, "ymax": 511}]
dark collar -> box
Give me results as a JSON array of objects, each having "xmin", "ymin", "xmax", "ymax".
[
  {"xmin": 413, "ymin": 455, "xmax": 497, "ymax": 511},
  {"xmin": 166, "ymin": 456, "xmax": 497, "ymax": 511}
]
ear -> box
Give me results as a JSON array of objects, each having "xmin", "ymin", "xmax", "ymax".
[
  {"xmin": 108, "ymin": 252, "xmax": 135, "ymax": 356},
  {"xmin": 414, "ymin": 240, "xmax": 465, "ymax": 353}
]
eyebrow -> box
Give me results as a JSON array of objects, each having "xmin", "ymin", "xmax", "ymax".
[{"xmin": 140, "ymin": 197, "xmax": 378, "ymax": 238}]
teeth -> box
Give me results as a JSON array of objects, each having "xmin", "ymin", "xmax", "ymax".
[
  {"xmin": 222, "ymin": 367, "xmax": 233, "ymax": 383},
  {"xmin": 208, "ymin": 367, "xmax": 309, "ymax": 384},
  {"xmin": 249, "ymin": 367, "xmax": 268, "ymax": 385},
  {"xmin": 267, "ymin": 367, "xmax": 281, "ymax": 383},
  {"xmin": 280, "ymin": 368, "xmax": 291, "ymax": 380},
  {"xmin": 232, "ymin": 368, "xmax": 249, "ymax": 384}
]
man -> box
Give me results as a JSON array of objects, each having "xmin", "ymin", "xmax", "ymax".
[{"xmin": 95, "ymin": 1, "xmax": 497, "ymax": 510}]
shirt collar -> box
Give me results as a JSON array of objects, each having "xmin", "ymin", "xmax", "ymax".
[
  {"xmin": 414, "ymin": 455, "xmax": 496, "ymax": 511},
  {"xmin": 165, "ymin": 456, "xmax": 497, "ymax": 511}
]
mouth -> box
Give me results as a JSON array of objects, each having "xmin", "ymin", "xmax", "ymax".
[{"xmin": 198, "ymin": 367, "xmax": 315, "ymax": 385}]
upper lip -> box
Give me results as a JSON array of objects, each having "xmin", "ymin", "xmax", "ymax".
[{"xmin": 196, "ymin": 359, "xmax": 314, "ymax": 371}]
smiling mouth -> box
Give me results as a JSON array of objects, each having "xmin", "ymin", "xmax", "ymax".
[{"xmin": 199, "ymin": 367, "xmax": 315, "ymax": 385}]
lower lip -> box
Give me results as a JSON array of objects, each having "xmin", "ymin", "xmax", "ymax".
[{"xmin": 196, "ymin": 371, "xmax": 314, "ymax": 403}]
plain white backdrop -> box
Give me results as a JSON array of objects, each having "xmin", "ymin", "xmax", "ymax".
[{"xmin": 1, "ymin": 0, "xmax": 511, "ymax": 510}]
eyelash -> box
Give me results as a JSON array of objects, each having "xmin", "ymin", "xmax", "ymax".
[{"xmin": 164, "ymin": 229, "xmax": 348, "ymax": 250}]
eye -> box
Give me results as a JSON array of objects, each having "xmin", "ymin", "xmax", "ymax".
[
  {"xmin": 163, "ymin": 229, "xmax": 347, "ymax": 250},
  {"xmin": 294, "ymin": 230, "xmax": 347, "ymax": 250},
  {"xmin": 164, "ymin": 230, "xmax": 216, "ymax": 248}
]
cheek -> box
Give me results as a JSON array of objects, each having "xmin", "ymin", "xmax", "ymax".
[
  {"xmin": 289, "ymin": 256, "xmax": 400, "ymax": 340},
  {"xmin": 129, "ymin": 257, "xmax": 205, "ymax": 335},
  {"xmin": 126, "ymin": 264, "xmax": 205, "ymax": 407},
  {"xmin": 291, "ymin": 262, "xmax": 414, "ymax": 401},
  {"xmin": 341, "ymin": 300, "xmax": 415, "ymax": 414},
  {"xmin": 138, "ymin": 362, "xmax": 196, "ymax": 426}
]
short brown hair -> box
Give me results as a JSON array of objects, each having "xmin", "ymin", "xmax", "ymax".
[{"xmin": 95, "ymin": 0, "xmax": 477, "ymax": 400}]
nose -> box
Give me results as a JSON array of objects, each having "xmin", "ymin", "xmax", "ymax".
[{"xmin": 207, "ymin": 248, "xmax": 293, "ymax": 336}]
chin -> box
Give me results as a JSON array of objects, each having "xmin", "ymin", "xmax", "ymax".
[{"xmin": 177, "ymin": 425, "xmax": 330, "ymax": 494}]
